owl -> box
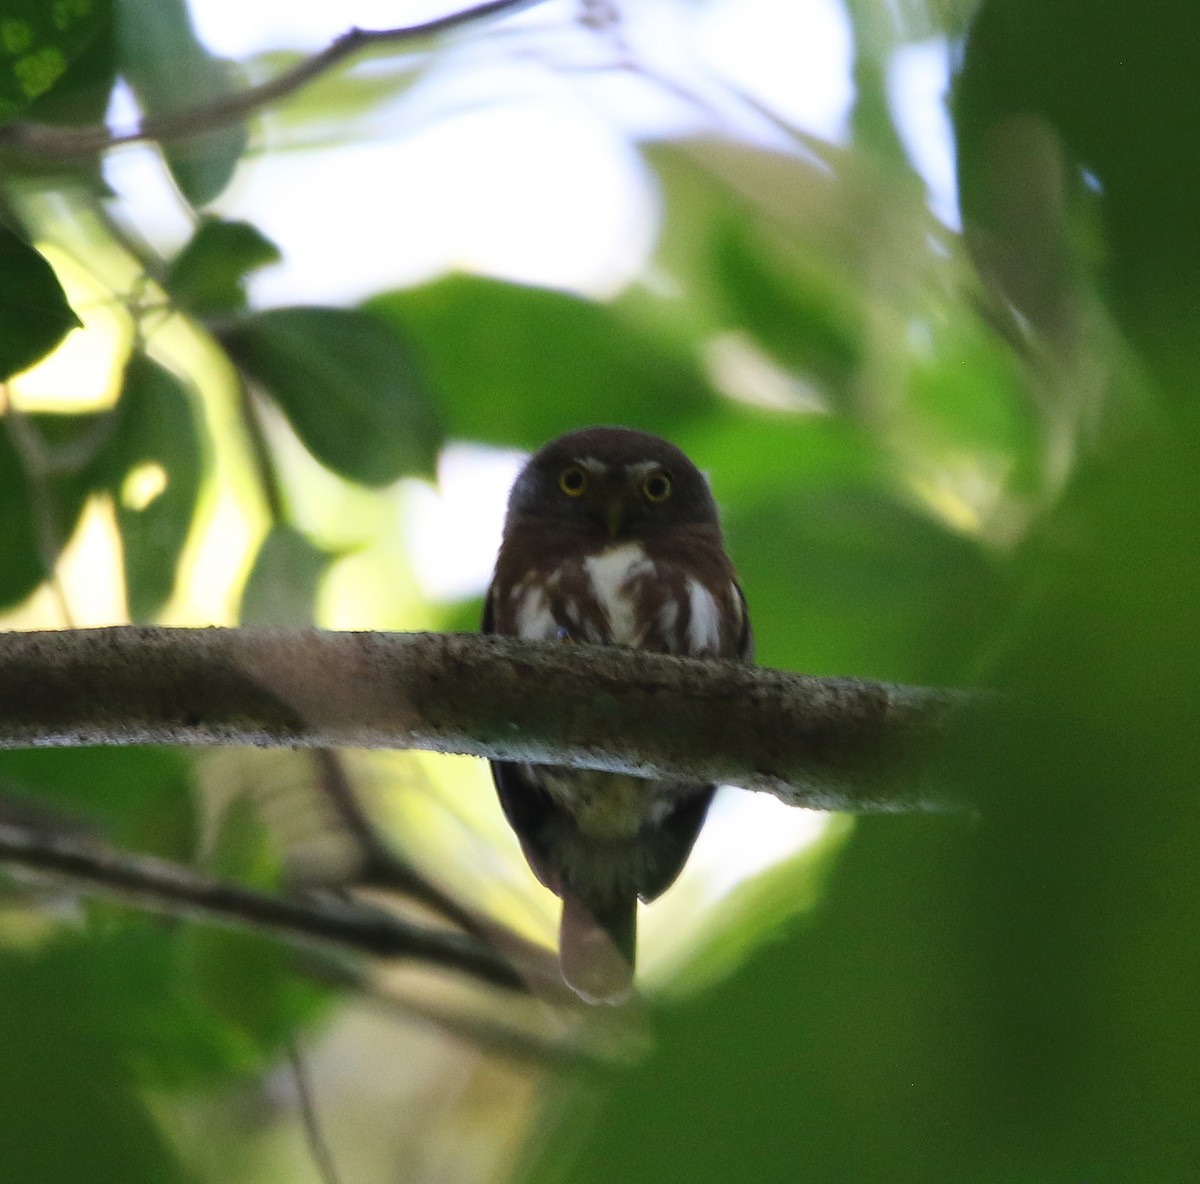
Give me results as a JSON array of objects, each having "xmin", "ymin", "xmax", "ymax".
[{"xmin": 484, "ymin": 427, "xmax": 752, "ymax": 1002}]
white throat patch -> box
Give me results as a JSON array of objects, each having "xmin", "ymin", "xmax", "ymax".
[{"xmin": 584, "ymin": 542, "xmax": 653, "ymax": 646}]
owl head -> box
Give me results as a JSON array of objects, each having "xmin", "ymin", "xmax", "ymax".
[{"xmin": 504, "ymin": 426, "xmax": 721, "ymax": 541}]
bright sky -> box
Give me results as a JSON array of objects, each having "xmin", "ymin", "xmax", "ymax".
[{"xmin": 108, "ymin": 0, "xmax": 957, "ymax": 307}]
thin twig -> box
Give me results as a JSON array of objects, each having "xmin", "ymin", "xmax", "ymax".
[
  {"xmin": 0, "ymin": 0, "xmax": 551, "ymax": 160},
  {"xmin": 0, "ymin": 820, "xmax": 523, "ymax": 990},
  {"xmin": 286, "ymin": 1039, "xmax": 345, "ymax": 1184},
  {"xmin": 317, "ymin": 960, "xmax": 598, "ymax": 1070}
]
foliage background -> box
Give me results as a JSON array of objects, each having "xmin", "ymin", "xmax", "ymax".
[{"xmin": 0, "ymin": 0, "xmax": 1197, "ymax": 1181}]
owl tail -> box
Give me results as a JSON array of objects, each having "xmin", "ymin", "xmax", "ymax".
[{"xmin": 559, "ymin": 893, "xmax": 636, "ymax": 1004}]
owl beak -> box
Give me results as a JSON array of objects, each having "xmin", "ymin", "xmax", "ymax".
[{"xmin": 605, "ymin": 493, "xmax": 627, "ymax": 539}]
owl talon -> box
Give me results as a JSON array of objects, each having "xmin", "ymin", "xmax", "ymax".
[{"xmin": 555, "ymin": 627, "xmax": 575, "ymax": 644}]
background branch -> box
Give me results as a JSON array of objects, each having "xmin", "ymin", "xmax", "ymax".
[
  {"xmin": 0, "ymin": 0, "xmax": 549, "ymax": 159},
  {"xmin": 0, "ymin": 819, "xmax": 522, "ymax": 990},
  {"xmin": 0, "ymin": 627, "xmax": 973, "ymax": 811}
]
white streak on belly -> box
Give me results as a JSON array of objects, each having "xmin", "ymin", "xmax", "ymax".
[
  {"xmin": 687, "ymin": 578, "xmax": 722, "ymax": 654},
  {"xmin": 659, "ymin": 598, "xmax": 680, "ymax": 651},
  {"xmin": 514, "ymin": 585, "xmax": 557, "ymax": 641},
  {"xmin": 584, "ymin": 543, "xmax": 652, "ymax": 646}
]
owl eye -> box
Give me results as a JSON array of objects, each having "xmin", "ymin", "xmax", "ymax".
[
  {"xmin": 558, "ymin": 465, "xmax": 587, "ymax": 496},
  {"xmin": 642, "ymin": 471, "xmax": 672, "ymax": 503}
]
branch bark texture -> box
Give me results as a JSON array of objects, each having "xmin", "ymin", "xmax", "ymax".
[{"xmin": 0, "ymin": 627, "xmax": 971, "ymax": 811}]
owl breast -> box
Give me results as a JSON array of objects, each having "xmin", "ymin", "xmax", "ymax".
[
  {"xmin": 495, "ymin": 539, "xmax": 737, "ymax": 841},
  {"xmin": 504, "ymin": 540, "xmax": 729, "ymax": 656}
]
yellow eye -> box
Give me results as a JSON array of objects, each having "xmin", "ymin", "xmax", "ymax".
[
  {"xmin": 559, "ymin": 465, "xmax": 587, "ymax": 496},
  {"xmin": 643, "ymin": 471, "xmax": 672, "ymax": 502}
]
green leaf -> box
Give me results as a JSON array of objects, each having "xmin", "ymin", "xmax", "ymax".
[
  {"xmin": 713, "ymin": 215, "xmax": 861, "ymax": 391},
  {"xmin": 0, "ymin": 746, "xmax": 198, "ymax": 856},
  {"xmin": 726, "ymin": 485, "xmax": 1007, "ymax": 684},
  {"xmin": 223, "ymin": 305, "xmax": 443, "ymax": 486},
  {"xmin": 182, "ymin": 924, "xmax": 330, "ymax": 1076},
  {"xmin": 954, "ymin": 0, "xmax": 1200, "ymax": 389},
  {"xmin": 0, "ymin": 0, "xmax": 111, "ymax": 121},
  {"xmin": 115, "ymin": 0, "xmax": 245, "ymax": 205},
  {"xmin": 368, "ymin": 275, "xmax": 720, "ymax": 450},
  {"xmin": 165, "ymin": 216, "xmax": 281, "ymax": 316},
  {"xmin": 17, "ymin": 1, "xmax": 115, "ymax": 127},
  {"xmin": 0, "ymin": 939, "xmax": 189, "ymax": 1183},
  {"xmin": 178, "ymin": 794, "xmax": 330, "ymax": 1071},
  {"xmin": 0, "ymin": 425, "xmax": 47, "ymax": 607},
  {"xmin": 205, "ymin": 791, "xmax": 277, "ymax": 888},
  {"xmin": 99, "ymin": 923, "xmax": 268, "ymax": 1089},
  {"xmin": 238, "ymin": 523, "xmax": 332, "ymax": 626},
  {"xmin": 0, "ymin": 220, "xmax": 81, "ymax": 379},
  {"xmin": 91, "ymin": 353, "xmax": 203, "ymax": 621},
  {"xmin": 0, "ymin": 411, "xmax": 108, "ymax": 608},
  {"xmin": 904, "ymin": 316, "xmax": 1042, "ymax": 496}
]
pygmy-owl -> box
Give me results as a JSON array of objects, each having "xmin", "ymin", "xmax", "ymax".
[{"xmin": 484, "ymin": 427, "xmax": 752, "ymax": 1002}]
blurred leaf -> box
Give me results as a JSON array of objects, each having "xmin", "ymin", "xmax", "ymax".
[
  {"xmin": 437, "ymin": 592, "xmax": 486, "ymax": 636},
  {"xmin": 115, "ymin": 0, "xmax": 245, "ymax": 205},
  {"xmin": 726, "ymin": 484, "xmax": 1006, "ymax": 684},
  {"xmin": 177, "ymin": 794, "xmax": 330, "ymax": 1071},
  {"xmin": 0, "ymin": 0, "xmax": 111, "ymax": 120},
  {"xmin": 667, "ymin": 813, "xmax": 854, "ymax": 1000},
  {"xmin": 100, "ymin": 922, "xmax": 271, "ymax": 1089},
  {"xmin": 16, "ymin": 1, "xmax": 116, "ymax": 125},
  {"xmin": 905, "ymin": 321, "xmax": 1032, "ymax": 454},
  {"xmin": 0, "ymin": 939, "xmax": 189, "ymax": 1183},
  {"xmin": 677, "ymin": 412, "xmax": 1006, "ymax": 684},
  {"xmin": 0, "ymin": 746, "xmax": 198, "ymax": 857},
  {"xmin": 0, "ymin": 424, "xmax": 47, "ymax": 607},
  {"xmin": 521, "ymin": 816, "xmax": 985, "ymax": 1184},
  {"xmin": 92, "ymin": 353, "xmax": 202, "ymax": 621},
  {"xmin": 165, "ymin": 216, "xmax": 281, "ymax": 316},
  {"xmin": 0, "ymin": 220, "xmax": 81, "ymax": 379},
  {"xmin": 954, "ymin": 0, "xmax": 1200, "ymax": 391},
  {"xmin": 183, "ymin": 924, "xmax": 330, "ymax": 1076},
  {"xmin": 523, "ymin": 425, "xmax": 1200, "ymax": 1184},
  {"xmin": 713, "ymin": 216, "xmax": 862, "ymax": 392},
  {"xmin": 206, "ymin": 791, "xmax": 277, "ymax": 888},
  {"xmin": 238, "ymin": 523, "xmax": 332, "ymax": 626},
  {"xmin": 369, "ymin": 275, "xmax": 719, "ymax": 450},
  {"xmin": 223, "ymin": 305, "xmax": 443, "ymax": 486},
  {"xmin": 900, "ymin": 317, "xmax": 1044, "ymax": 504},
  {"xmin": 678, "ymin": 413, "xmax": 889, "ymax": 505},
  {"xmin": 0, "ymin": 410, "xmax": 105, "ymax": 609}
]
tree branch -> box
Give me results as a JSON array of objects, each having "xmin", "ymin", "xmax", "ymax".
[
  {"xmin": 0, "ymin": 627, "xmax": 974, "ymax": 811},
  {"xmin": 0, "ymin": 0, "xmax": 550, "ymax": 159},
  {"xmin": 0, "ymin": 819, "xmax": 522, "ymax": 990}
]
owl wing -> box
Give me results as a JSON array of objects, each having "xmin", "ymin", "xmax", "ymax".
[
  {"xmin": 481, "ymin": 585, "xmax": 496, "ymax": 635},
  {"xmin": 482, "ymin": 587, "xmax": 565, "ymax": 893},
  {"xmin": 734, "ymin": 579, "xmax": 754, "ymax": 663}
]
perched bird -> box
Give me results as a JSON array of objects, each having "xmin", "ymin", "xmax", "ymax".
[{"xmin": 484, "ymin": 427, "xmax": 752, "ymax": 1002}]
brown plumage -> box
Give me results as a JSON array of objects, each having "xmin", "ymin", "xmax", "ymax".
[{"xmin": 484, "ymin": 427, "xmax": 752, "ymax": 1002}]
